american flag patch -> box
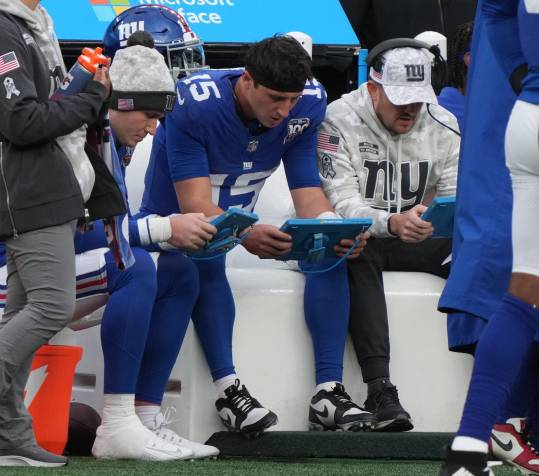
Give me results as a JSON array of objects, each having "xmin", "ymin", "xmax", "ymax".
[
  {"xmin": 0, "ymin": 51, "xmax": 20, "ymax": 76},
  {"xmin": 371, "ymin": 69, "xmax": 383, "ymax": 81},
  {"xmin": 317, "ymin": 132, "xmax": 340, "ymax": 152},
  {"xmin": 118, "ymin": 98, "xmax": 134, "ymax": 111}
]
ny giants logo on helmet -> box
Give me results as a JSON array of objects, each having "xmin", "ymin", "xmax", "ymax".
[
  {"xmin": 117, "ymin": 20, "xmax": 145, "ymax": 47},
  {"xmin": 111, "ymin": 5, "xmax": 195, "ymax": 49}
]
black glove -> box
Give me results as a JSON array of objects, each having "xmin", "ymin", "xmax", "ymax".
[{"xmin": 510, "ymin": 63, "xmax": 528, "ymax": 95}]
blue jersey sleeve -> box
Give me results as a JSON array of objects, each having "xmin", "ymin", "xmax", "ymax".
[
  {"xmin": 282, "ymin": 80, "xmax": 327, "ymax": 190},
  {"xmin": 166, "ymin": 78, "xmax": 210, "ymax": 183},
  {"xmin": 0, "ymin": 242, "xmax": 5, "ymax": 268},
  {"xmin": 129, "ymin": 215, "xmax": 143, "ymax": 247},
  {"xmin": 74, "ymin": 221, "xmax": 108, "ymax": 253},
  {"xmin": 482, "ymin": 0, "xmax": 526, "ymax": 78}
]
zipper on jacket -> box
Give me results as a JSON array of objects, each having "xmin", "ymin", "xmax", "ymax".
[{"xmin": 0, "ymin": 142, "xmax": 19, "ymax": 239}]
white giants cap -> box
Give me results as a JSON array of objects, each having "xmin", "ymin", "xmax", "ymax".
[{"xmin": 369, "ymin": 47, "xmax": 438, "ymax": 106}]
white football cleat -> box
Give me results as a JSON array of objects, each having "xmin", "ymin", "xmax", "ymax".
[
  {"xmin": 92, "ymin": 414, "xmax": 193, "ymax": 461},
  {"xmin": 149, "ymin": 408, "xmax": 219, "ymax": 460}
]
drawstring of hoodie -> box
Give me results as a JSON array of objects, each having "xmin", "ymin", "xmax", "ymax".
[
  {"xmin": 384, "ymin": 135, "xmax": 403, "ymax": 218},
  {"xmin": 385, "ymin": 138, "xmax": 391, "ymax": 216},
  {"xmin": 396, "ymin": 136, "xmax": 403, "ymax": 214}
]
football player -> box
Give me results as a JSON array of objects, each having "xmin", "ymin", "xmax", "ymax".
[
  {"xmin": 83, "ymin": 7, "xmax": 220, "ymax": 461},
  {"xmin": 136, "ymin": 34, "xmax": 375, "ymax": 435},
  {"xmin": 440, "ymin": 1, "xmax": 539, "ymax": 474}
]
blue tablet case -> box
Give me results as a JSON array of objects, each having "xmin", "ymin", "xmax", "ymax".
[
  {"xmin": 277, "ymin": 218, "xmax": 373, "ymax": 262},
  {"xmin": 421, "ymin": 196, "xmax": 456, "ymax": 238},
  {"xmin": 187, "ymin": 208, "xmax": 259, "ymax": 258}
]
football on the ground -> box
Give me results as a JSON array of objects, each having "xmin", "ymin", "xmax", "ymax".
[{"xmin": 64, "ymin": 402, "xmax": 101, "ymax": 456}]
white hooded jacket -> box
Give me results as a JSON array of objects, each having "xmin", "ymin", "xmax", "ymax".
[{"xmin": 317, "ymin": 83, "xmax": 459, "ymax": 238}]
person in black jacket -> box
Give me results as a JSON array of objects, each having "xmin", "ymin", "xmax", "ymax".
[
  {"xmin": 0, "ymin": 0, "xmax": 109, "ymax": 467},
  {"xmin": 340, "ymin": 0, "xmax": 477, "ymax": 50}
]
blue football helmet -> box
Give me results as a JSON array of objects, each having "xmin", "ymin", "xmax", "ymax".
[{"xmin": 103, "ymin": 5, "xmax": 206, "ymax": 79}]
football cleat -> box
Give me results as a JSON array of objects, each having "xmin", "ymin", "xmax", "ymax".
[
  {"xmin": 364, "ymin": 379, "xmax": 413, "ymax": 431},
  {"xmin": 92, "ymin": 414, "xmax": 193, "ymax": 461},
  {"xmin": 490, "ymin": 418, "xmax": 539, "ymax": 475},
  {"xmin": 215, "ymin": 379, "xmax": 278, "ymax": 436},
  {"xmin": 439, "ymin": 447, "xmax": 496, "ymax": 476},
  {"xmin": 308, "ymin": 382, "xmax": 376, "ymax": 431},
  {"xmin": 148, "ymin": 407, "xmax": 219, "ymax": 460}
]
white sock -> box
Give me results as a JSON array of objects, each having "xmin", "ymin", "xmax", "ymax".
[
  {"xmin": 315, "ymin": 381, "xmax": 340, "ymax": 393},
  {"xmin": 101, "ymin": 394, "xmax": 136, "ymax": 426},
  {"xmin": 214, "ymin": 374, "xmax": 237, "ymax": 397},
  {"xmin": 135, "ymin": 405, "xmax": 160, "ymax": 429},
  {"xmin": 451, "ymin": 436, "xmax": 489, "ymax": 453}
]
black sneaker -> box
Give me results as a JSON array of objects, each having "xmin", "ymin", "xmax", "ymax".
[
  {"xmin": 309, "ymin": 383, "xmax": 376, "ymax": 431},
  {"xmin": 439, "ymin": 447, "xmax": 495, "ymax": 475},
  {"xmin": 0, "ymin": 445, "xmax": 67, "ymax": 467},
  {"xmin": 215, "ymin": 379, "xmax": 278, "ymax": 437},
  {"xmin": 364, "ymin": 379, "xmax": 413, "ymax": 431}
]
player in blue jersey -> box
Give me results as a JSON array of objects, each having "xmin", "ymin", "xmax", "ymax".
[
  {"xmin": 85, "ymin": 10, "xmax": 223, "ymax": 461},
  {"xmin": 81, "ymin": 43, "xmax": 220, "ymax": 462},
  {"xmin": 440, "ymin": 1, "xmax": 539, "ymax": 475},
  {"xmin": 139, "ymin": 35, "xmax": 375, "ymax": 435},
  {"xmin": 438, "ymin": 21, "xmax": 473, "ymax": 131}
]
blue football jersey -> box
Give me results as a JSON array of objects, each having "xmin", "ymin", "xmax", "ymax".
[
  {"xmin": 140, "ymin": 68, "xmax": 326, "ymax": 215},
  {"xmin": 483, "ymin": 0, "xmax": 539, "ymax": 103}
]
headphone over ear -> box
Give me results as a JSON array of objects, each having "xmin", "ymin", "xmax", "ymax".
[{"xmin": 365, "ymin": 38, "xmax": 448, "ymax": 95}]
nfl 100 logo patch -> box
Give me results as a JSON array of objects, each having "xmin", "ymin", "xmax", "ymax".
[{"xmin": 284, "ymin": 118, "xmax": 310, "ymax": 144}]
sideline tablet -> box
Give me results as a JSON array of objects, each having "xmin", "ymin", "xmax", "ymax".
[
  {"xmin": 276, "ymin": 218, "xmax": 372, "ymax": 262},
  {"xmin": 187, "ymin": 208, "xmax": 258, "ymax": 258},
  {"xmin": 421, "ymin": 196, "xmax": 456, "ymax": 238}
]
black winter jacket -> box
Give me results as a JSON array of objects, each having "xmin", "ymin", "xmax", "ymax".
[
  {"xmin": 0, "ymin": 11, "xmax": 106, "ymax": 239},
  {"xmin": 340, "ymin": 0, "xmax": 477, "ymax": 50}
]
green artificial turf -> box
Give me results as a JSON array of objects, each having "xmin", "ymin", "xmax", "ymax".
[{"xmin": 0, "ymin": 458, "xmax": 516, "ymax": 476}]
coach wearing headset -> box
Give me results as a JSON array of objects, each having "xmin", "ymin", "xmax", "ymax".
[{"xmin": 317, "ymin": 40, "xmax": 460, "ymax": 432}]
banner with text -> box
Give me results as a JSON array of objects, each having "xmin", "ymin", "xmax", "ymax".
[{"xmin": 41, "ymin": 0, "xmax": 358, "ymax": 45}]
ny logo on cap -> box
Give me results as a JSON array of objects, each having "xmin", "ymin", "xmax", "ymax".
[{"xmin": 404, "ymin": 64, "xmax": 425, "ymax": 82}]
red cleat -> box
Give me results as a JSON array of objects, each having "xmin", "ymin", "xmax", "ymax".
[{"xmin": 490, "ymin": 418, "xmax": 539, "ymax": 475}]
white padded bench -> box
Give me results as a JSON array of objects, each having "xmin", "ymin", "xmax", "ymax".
[{"xmin": 70, "ymin": 136, "xmax": 473, "ymax": 443}]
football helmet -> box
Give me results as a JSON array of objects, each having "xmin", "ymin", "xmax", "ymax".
[{"xmin": 103, "ymin": 5, "xmax": 206, "ymax": 79}]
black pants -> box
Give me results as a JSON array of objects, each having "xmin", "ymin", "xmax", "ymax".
[{"xmin": 347, "ymin": 237, "xmax": 452, "ymax": 382}]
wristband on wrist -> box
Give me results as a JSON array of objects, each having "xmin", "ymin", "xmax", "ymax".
[{"xmin": 137, "ymin": 215, "xmax": 172, "ymax": 245}]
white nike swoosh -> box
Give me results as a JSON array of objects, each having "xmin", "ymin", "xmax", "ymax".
[{"xmin": 143, "ymin": 445, "xmax": 185, "ymax": 459}]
